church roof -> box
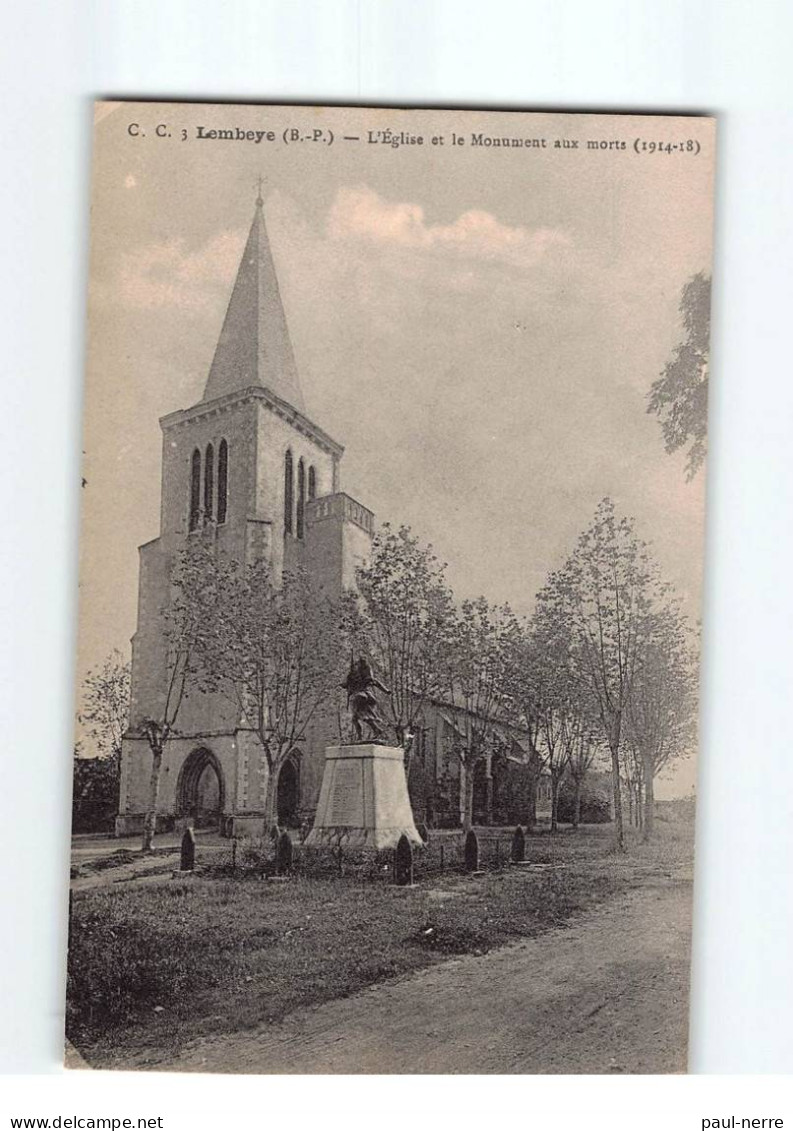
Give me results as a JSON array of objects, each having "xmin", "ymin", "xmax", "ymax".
[{"xmin": 202, "ymin": 194, "xmax": 306, "ymax": 412}]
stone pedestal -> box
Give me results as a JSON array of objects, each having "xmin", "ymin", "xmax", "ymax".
[{"xmin": 305, "ymin": 744, "xmax": 422, "ymax": 851}]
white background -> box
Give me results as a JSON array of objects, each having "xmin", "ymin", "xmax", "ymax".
[{"xmin": 1, "ymin": 0, "xmax": 792, "ymax": 1118}]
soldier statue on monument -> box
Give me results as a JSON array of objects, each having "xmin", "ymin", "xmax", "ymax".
[{"xmin": 341, "ymin": 656, "xmax": 391, "ymax": 743}]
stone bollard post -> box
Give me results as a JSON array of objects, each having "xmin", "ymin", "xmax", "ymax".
[
  {"xmin": 394, "ymin": 834, "xmax": 414, "ymax": 886},
  {"xmin": 464, "ymin": 829, "xmax": 480, "ymax": 873},
  {"xmin": 276, "ymin": 831, "xmax": 293, "ymax": 876},
  {"xmin": 180, "ymin": 827, "xmax": 196, "ymax": 872}
]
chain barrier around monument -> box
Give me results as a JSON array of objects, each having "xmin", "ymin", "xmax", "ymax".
[{"xmin": 195, "ymin": 824, "xmax": 530, "ymax": 882}]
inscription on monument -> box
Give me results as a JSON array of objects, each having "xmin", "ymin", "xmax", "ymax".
[{"xmin": 329, "ymin": 761, "xmax": 363, "ymax": 825}]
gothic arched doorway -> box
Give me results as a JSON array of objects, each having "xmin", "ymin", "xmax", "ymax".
[
  {"xmin": 277, "ymin": 758, "xmax": 300, "ymax": 827},
  {"xmin": 177, "ymin": 748, "xmax": 225, "ymax": 829}
]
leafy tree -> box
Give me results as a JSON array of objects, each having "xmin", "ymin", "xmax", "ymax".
[
  {"xmin": 72, "ymin": 744, "xmax": 121, "ymax": 830},
  {"xmin": 184, "ymin": 551, "xmax": 351, "ymax": 832},
  {"xmin": 75, "ymin": 650, "xmax": 130, "ymax": 832},
  {"xmin": 445, "ymin": 597, "xmax": 522, "ymax": 831},
  {"xmin": 518, "ymin": 613, "xmax": 576, "ymax": 833},
  {"xmin": 620, "ymin": 742, "xmax": 645, "ymax": 830},
  {"xmin": 625, "ymin": 604, "xmax": 699, "ymax": 840},
  {"xmin": 566, "ymin": 723, "xmax": 602, "ymax": 829},
  {"xmin": 77, "ymin": 649, "xmax": 130, "ymax": 764},
  {"xmin": 137, "ymin": 555, "xmax": 203, "ymax": 853},
  {"xmin": 540, "ymin": 499, "xmax": 664, "ymax": 852},
  {"xmin": 355, "ymin": 524, "xmax": 456, "ymax": 755},
  {"xmin": 648, "ymin": 272, "xmax": 711, "ymax": 480}
]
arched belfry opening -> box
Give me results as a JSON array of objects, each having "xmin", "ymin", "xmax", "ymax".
[
  {"xmin": 277, "ymin": 756, "xmax": 300, "ymax": 827},
  {"xmin": 177, "ymin": 748, "xmax": 225, "ymax": 829}
]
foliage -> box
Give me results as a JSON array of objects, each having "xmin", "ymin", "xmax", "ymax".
[
  {"xmin": 78, "ymin": 650, "xmax": 130, "ymax": 761},
  {"xmin": 72, "ymin": 749, "xmax": 119, "ymax": 805},
  {"xmin": 133, "ymin": 547, "xmax": 208, "ymax": 852},
  {"xmin": 354, "ymin": 523, "xmax": 456, "ymax": 749},
  {"xmin": 72, "ymin": 748, "xmax": 120, "ymax": 832},
  {"xmin": 535, "ymin": 499, "xmax": 669, "ymax": 850},
  {"xmin": 74, "ymin": 650, "xmax": 130, "ymax": 832},
  {"xmin": 624, "ymin": 604, "xmax": 699, "ymax": 837},
  {"xmin": 556, "ymin": 775, "xmax": 612, "ymax": 824},
  {"xmin": 445, "ymin": 597, "xmax": 523, "ymax": 829},
  {"xmin": 516, "ymin": 605, "xmax": 598, "ymax": 831},
  {"xmin": 179, "ymin": 547, "xmax": 351, "ymax": 829},
  {"xmin": 647, "ymin": 272, "xmax": 711, "ymax": 480}
]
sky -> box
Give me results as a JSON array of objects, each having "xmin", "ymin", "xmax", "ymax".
[{"xmin": 78, "ymin": 103, "xmax": 715, "ymax": 795}]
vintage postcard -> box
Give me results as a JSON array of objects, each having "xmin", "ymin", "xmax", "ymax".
[{"xmin": 68, "ymin": 101, "xmax": 715, "ymax": 1074}]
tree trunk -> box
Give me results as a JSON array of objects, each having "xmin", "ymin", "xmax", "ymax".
[
  {"xmin": 572, "ymin": 778, "xmax": 582, "ymax": 829},
  {"xmin": 550, "ymin": 774, "xmax": 559, "ymax": 833},
  {"xmin": 263, "ymin": 757, "xmax": 278, "ymax": 835},
  {"xmin": 609, "ymin": 743, "xmax": 626, "ymax": 852},
  {"xmin": 526, "ymin": 772, "xmax": 538, "ymax": 831},
  {"xmin": 642, "ymin": 752, "xmax": 655, "ymax": 842},
  {"xmin": 461, "ymin": 760, "xmax": 475, "ymax": 832},
  {"xmin": 141, "ymin": 743, "xmax": 163, "ymax": 853}
]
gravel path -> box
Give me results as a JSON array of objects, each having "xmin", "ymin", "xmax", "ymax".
[{"xmin": 99, "ymin": 879, "xmax": 691, "ymax": 1075}]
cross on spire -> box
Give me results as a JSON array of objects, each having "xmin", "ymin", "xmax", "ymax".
[{"xmin": 255, "ymin": 174, "xmax": 264, "ymax": 206}]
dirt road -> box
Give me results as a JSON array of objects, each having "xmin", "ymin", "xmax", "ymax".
[{"xmin": 104, "ymin": 878, "xmax": 691, "ymax": 1075}]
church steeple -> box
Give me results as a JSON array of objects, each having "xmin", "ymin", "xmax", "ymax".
[{"xmin": 202, "ymin": 192, "xmax": 305, "ymax": 412}]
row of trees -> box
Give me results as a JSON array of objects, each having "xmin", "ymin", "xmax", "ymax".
[
  {"xmin": 357, "ymin": 502, "xmax": 698, "ymax": 850},
  {"xmin": 80, "ymin": 496, "xmax": 698, "ymax": 854}
]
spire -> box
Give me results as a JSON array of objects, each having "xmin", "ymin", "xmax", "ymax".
[{"xmin": 202, "ymin": 192, "xmax": 305, "ymax": 412}]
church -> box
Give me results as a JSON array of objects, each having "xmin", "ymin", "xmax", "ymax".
[{"xmin": 117, "ymin": 192, "xmax": 550, "ymax": 838}]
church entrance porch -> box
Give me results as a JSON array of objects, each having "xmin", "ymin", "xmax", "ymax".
[{"xmin": 177, "ymin": 748, "xmax": 225, "ymax": 830}]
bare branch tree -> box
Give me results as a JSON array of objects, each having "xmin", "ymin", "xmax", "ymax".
[
  {"xmin": 446, "ymin": 597, "xmax": 522, "ymax": 832},
  {"xmin": 77, "ymin": 649, "xmax": 131, "ymax": 764},
  {"xmin": 539, "ymin": 499, "xmax": 665, "ymax": 852},
  {"xmin": 137, "ymin": 552, "xmax": 204, "ymax": 853},
  {"xmin": 184, "ymin": 551, "xmax": 351, "ymax": 832},
  {"xmin": 625, "ymin": 605, "xmax": 699, "ymax": 840},
  {"xmin": 354, "ymin": 523, "xmax": 456, "ymax": 759}
]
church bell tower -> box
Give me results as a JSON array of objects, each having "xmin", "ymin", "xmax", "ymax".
[{"xmin": 116, "ymin": 191, "xmax": 375, "ymax": 836}]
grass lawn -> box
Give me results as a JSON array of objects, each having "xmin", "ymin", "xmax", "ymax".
[{"xmin": 67, "ymin": 803, "xmax": 694, "ymax": 1064}]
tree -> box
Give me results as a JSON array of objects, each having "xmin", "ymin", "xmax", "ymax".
[
  {"xmin": 648, "ymin": 272, "xmax": 711, "ymax": 480},
  {"xmin": 186, "ymin": 552, "xmax": 350, "ymax": 832},
  {"xmin": 518, "ymin": 613, "xmax": 576, "ymax": 833},
  {"xmin": 76, "ymin": 650, "xmax": 131, "ymax": 830},
  {"xmin": 78, "ymin": 649, "xmax": 130, "ymax": 764},
  {"xmin": 72, "ymin": 744, "xmax": 122, "ymax": 831},
  {"xmin": 566, "ymin": 722, "xmax": 601, "ymax": 830},
  {"xmin": 137, "ymin": 553, "xmax": 203, "ymax": 853},
  {"xmin": 541, "ymin": 499, "xmax": 664, "ymax": 852},
  {"xmin": 446, "ymin": 597, "xmax": 521, "ymax": 831},
  {"xmin": 620, "ymin": 741, "xmax": 645, "ymax": 829},
  {"xmin": 625, "ymin": 604, "xmax": 698, "ymax": 840},
  {"xmin": 355, "ymin": 524, "xmax": 456, "ymax": 756}
]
